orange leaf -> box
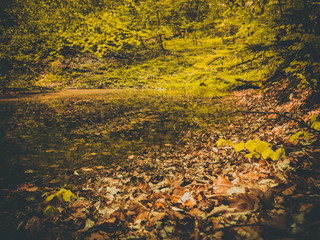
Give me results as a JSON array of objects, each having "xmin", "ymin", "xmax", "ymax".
[
  {"xmin": 241, "ymin": 171, "xmax": 259, "ymax": 181},
  {"xmin": 134, "ymin": 211, "xmax": 149, "ymax": 224},
  {"xmin": 214, "ymin": 176, "xmax": 232, "ymax": 194},
  {"xmin": 231, "ymin": 177, "xmax": 242, "ymax": 185},
  {"xmin": 185, "ymin": 195, "xmax": 197, "ymax": 209},
  {"xmin": 155, "ymin": 199, "xmax": 165, "ymax": 209},
  {"xmin": 215, "ymin": 176, "xmax": 232, "ymax": 187}
]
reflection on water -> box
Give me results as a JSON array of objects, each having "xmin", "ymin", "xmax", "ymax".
[{"xmin": 0, "ymin": 90, "xmax": 229, "ymax": 187}]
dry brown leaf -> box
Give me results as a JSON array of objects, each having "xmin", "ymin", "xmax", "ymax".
[
  {"xmin": 240, "ymin": 171, "xmax": 259, "ymax": 181},
  {"xmin": 188, "ymin": 208, "xmax": 204, "ymax": 216},
  {"xmin": 215, "ymin": 175, "xmax": 232, "ymax": 186},
  {"xmin": 85, "ymin": 231, "xmax": 110, "ymax": 240},
  {"xmin": 26, "ymin": 186, "xmax": 39, "ymax": 192},
  {"xmin": 214, "ymin": 176, "xmax": 232, "ymax": 194},
  {"xmin": 147, "ymin": 212, "xmax": 167, "ymax": 227},
  {"xmin": 171, "ymin": 175, "xmax": 184, "ymax": 188},
  {"xmin": 82, "ymin": 167, "xmax": 93, "ymax": 172},
  {"xmin": 133, "ymin": 170, "xmax": 139, "ymax": 177},
  {"xmin": 229, "ymin": 192, "xmax": 260, "ymax": 212},
  {"xmin": 134, "ymin": 211, "xmax": 149, "ymax": 224},
  {"xmin": 231, "ymin": 177, "xmax": 242, "ymax": 185},
  {"xmin": 14, "ymin": 183, "xmax": 35, "ymax": 193},
  {"xmin": 282, "ymin": 184, "xmax": 297, "ymax": 196},
  {"xmin": 207, "ymin": 205, "xmax": 229, "ymax": 217},
  {"xmin": 185, "ymin": 195, "xmax": 197, "ymax": 209}
]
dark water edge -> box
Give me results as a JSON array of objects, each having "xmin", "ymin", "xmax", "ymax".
[{"xmin": 0, "ymin": 90, "xmax": 229, "ymax": 189}]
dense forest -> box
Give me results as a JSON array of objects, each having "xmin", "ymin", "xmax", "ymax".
[
  {"xmin": 1, "ymin": 1, "xmax": 320, "ymax": 240},
  {"xmin": 1, "ymin": 0, "xmax": 319, "ymax": 93}
]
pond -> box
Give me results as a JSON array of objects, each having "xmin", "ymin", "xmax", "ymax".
[{"xmin": 0, "ymin": 89, "xmax": 231, "ymax": 188}]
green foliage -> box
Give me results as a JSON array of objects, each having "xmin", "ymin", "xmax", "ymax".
[
  {"xmin": 42, "ymin": 188, "xmax": 77, "ymax": 202},
  {"xmin": 310, "ymin": 114, "xmax": 320, "ymax": 131},
  {"xmin": 290, "ymin": 131, "xmax": 309, "ymax": 143},
  {"xmin": 217, "ymin": 138, "xmax": 285, "ymax": 161},
  {"xmin": 1, "ymin": 0, "xmax": 319, "ymax": 92},
  {"xmin": 289, "ymin": 114, "xmax": 320, "ymax": 143}
]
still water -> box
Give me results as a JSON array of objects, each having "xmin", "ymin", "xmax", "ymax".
[{"xmin": 0, "ymin": 89, "xmax": 228, "ymax": 187}]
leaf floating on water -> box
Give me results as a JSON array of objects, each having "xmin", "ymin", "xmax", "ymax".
[{"xmin": 45, "ymin": 149, "xmax": 55, "ymax": 153}]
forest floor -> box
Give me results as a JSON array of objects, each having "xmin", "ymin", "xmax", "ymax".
[{"xmin": 1, "ymin": 86, "xmax": 320, "ymax": 240}]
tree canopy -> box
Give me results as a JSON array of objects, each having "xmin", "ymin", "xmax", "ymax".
[{"xmin": 1, "ymin": 0, "xmax": 319, "ymax": 92}]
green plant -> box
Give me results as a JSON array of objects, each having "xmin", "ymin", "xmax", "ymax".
[
  {"xmin": 290, "ymin": 114, "xmax": 320, "ymax": 143},
  {"xmin": 42, "ymin": 188, "xmax": 77, "ymax": 218},
  {"xmin": 216, "ymin": 138, "xmax": 285, "ymax": 161}
]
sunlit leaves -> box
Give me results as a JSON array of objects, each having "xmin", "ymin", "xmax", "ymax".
[
  {"xmin": 216, "ymin": 138, "xmax": 235, "ymax": 147},
  {"xmin": 311, "ymin": 122, "xmax": 320, "ymax": 131},
  {"xmin": 234, "ymin": 142, "xmax": 245, "ymax": 152},
  {"xmin": 42, "ymin": 188, "xmax": 77, "ymax": 218},
  {"xmin": 290, "ymin": 131, "xmax": 304, "ymax": 143},
  {"xmin": 42, "ymin": 188, "xmax": 77, "ymax": 202},
  {"xmin": 311, "ymin": 114, "xmax": 319, "ymax": 123},
  {"xmin": 245, "ymin": 140, "xmax": 258, "ymax": 153},
  {"xmin": 217, "ymin": 138, "xmax": 285, "ymax": 161}
]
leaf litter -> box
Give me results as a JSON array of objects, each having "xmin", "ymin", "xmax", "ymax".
[{"xmin": 1, "ymin": 88, "xmax": 320, "ymax": 240}]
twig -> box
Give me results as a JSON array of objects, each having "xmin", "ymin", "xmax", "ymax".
[{"xmin": 246, "ymin": 118, "xmax": 274, "ymax": 136}]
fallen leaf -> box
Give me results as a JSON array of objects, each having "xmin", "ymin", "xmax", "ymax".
[
  {"xmin": 240, "ymin": 171, "xmax": 259, "ymax": 181},
  {"xmin": 214, "ymin": 176, "xmax": 232, "ymax": 194},
  {"xmin": 78, "ymin": 218, "xmax": 95, "ymax": 232},
  {"xmin": 282, "ymin": 184, "xmax": 297, "ymax": 196},
  {"xmin": 207, "ymin": 205, "xmax": 229, "ymax": 217},
  {"xmin": 85, "ymin": 231, "xmax": 111, "ymax": 240}
]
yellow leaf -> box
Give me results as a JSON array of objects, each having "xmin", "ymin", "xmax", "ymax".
[
  {"xmin": 311, "ymin": 114, "xmax": 319, "ymax": 123},
  {"xmin": 234, "ymin": 142, "xmax": 245, "ymax": 152},
  {"xmin": 245, "ymin": 152, "xmax": 260, "ymax": 159},
  {"xmin": 289, "ymin": 131, "xmax": 304, "ymax": 142},
  {"xmin": 62, "ymin": 190, "xmax": 77, "ymax": 202},
  {"xmin": 255, "ymin": 140, "xmax": 270, "ymax": 153},
  {"xmin": 269, "ymin": 150, "xmax": 279, "ymax": 161},
  {"xmin": 311, "ymin": 122, "xmax": 320, "ymax": 131},
  {"xmin": 304, "ymin": 132, "xmax": 310, "ymax": 141},
  {"xmin": 216, "ymin": 138, "xmax": 227, "ymax": 147},
  {"xmin": 228, "ymin": 140, "xmax": 235, "ymax": 147},
  {"xmin": 245, "ymin": 140, "xmax": 256, "ymax": 152},
  {"xmin": 275, "ymin": 148, "xmax": 285, "ymax": 156},
  {"xmin": 45, "ymin": 193, "xmax": 57, "ymax": 202},
  {"xmin": 261, "ymin": 148, "xmax": 273, "ymax": 159}
]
